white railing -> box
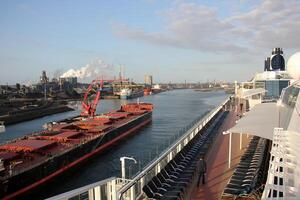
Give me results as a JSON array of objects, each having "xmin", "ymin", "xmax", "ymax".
[
  {"xmin": 46, "ymin": 177, "xmax": 131, "ymax": 200},
  {"xmin": 262, "ymin": 128, "xmax": 300, "ymax": 200}
]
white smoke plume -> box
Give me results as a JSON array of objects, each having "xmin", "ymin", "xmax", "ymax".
[{"xmin": 60, "ymin": 58, "xmax": 114, "ymax": 79}]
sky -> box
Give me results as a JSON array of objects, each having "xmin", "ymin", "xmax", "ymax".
[{"xmin": 0, "ymin": 0, "xmax": 300, "ymax": 84}]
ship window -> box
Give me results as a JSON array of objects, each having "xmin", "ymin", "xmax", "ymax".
[
  {"xmin": 264, "ymin": 80, "xmax": 284, "ymax": 99},
  {"xmin": 279, "ymin": 177, "xmax": 283, "ymax": 185},
  {"xmin": 279, "ymin": 191, "xmax": 283, "ymax": 197},
  {"xmin": 255, "ymin": 81, "xmax": 265, "ymax": 89},
  {"xmin": 279, "ymin": 166, "xmax": 283, "ymax": 172},
  {"xmin": 282, "ymin": 85, "xmax": 300, "ymax": 108},
  {"xmin": 252, "ymin": 94, "xmax": 260, "ymax": 99},
  {"xmin": 274, "ymin": 176, "xmax": 278, "ymax": 185},
  {"xmin": 273, "ymin": 189, "xmax": 278, "ymax": 197},
  {"xmin": 279, "ymin": 157, "xmax": 283, "ymax": 162}
]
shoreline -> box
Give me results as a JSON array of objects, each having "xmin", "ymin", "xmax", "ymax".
[{"xmin": 0, "ymin": 105, "xmax": 74, "ymax": 126}]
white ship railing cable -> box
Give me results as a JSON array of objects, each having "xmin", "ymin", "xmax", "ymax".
[
  {"xmin": 117, "ymin": 97, "xmax": 231, "ymax": 200},
  {"xmin": 46, "ymin": 177, "xmax": 131, "ymax": 200}
]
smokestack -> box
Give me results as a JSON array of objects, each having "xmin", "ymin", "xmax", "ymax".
[
  {"xmin": 264, "ymin": 57, "xmax": 270, "ymax": 71},
  {"xmin": 270, "ymin": 48, "xmax": 285, "ymax": 71}
]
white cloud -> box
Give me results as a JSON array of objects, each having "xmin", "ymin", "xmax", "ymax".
[
  {"xmin": 112, "ymin": 0, "xmax": 300, "ymax": 54},
  {"xmin": 112, "ymin": 2, "xmax": 245, "ymax": 53},
  {"xmin": 230, "ymin": 0, "xmax": 300, "ymax": 49}
]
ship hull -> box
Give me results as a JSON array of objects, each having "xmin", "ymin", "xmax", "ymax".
[
  {"xmin": 120, "ymin": 91, "xmax": 144, "ymax": 99},
  {"xmin": 1, "ymin": 111, "xmax": 152, "ymax": 199}
]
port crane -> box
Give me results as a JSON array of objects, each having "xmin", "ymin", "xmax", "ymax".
[{"xmin": 81, "ymin": 78, "xmax": 128, "ymax": 117}]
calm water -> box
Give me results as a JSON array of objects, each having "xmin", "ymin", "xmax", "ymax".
[{"xmin": 0, "ymin": 89, "xmax": 228, "ymax": 199}]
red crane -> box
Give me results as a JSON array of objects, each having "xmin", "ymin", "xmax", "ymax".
[{"xmin": 81, "ymin": 78, "xmax": 128, "ymax": 117}]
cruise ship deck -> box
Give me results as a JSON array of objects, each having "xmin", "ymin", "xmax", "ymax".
[{"xmin": 191, "ymin": 110, "xmax": 252, "ymax": 200}]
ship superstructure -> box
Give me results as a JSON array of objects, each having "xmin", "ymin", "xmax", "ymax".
[
  {"xmin": 221, "ymin": 49, "xmax": 300, "ymax": 199},
  {"xmin": 235, "ymin": 48, "xmax": 292, "ymax": 111},
  {"xmin": 120, "ymin": 88, "xmax": 144, "ymax": 99}
]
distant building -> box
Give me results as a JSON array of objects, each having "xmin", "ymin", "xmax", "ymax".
[
  {"xmin": 59, "ymin": 77, "xmax": 77, "ymax": 85},
  {"xmin": 40, "ymin": 70, "xmax": 49, "ymax": 84},
  {"xmin": 144, "ymin": 75, "xmax": 153, "ymax": 86},
  {"xmin": 52, "ymin": 78, "xmax": 58, "ymax": 83},
  {"xmin": 59, "ymin": 77, "xmax": 78, "ymax": 90}
]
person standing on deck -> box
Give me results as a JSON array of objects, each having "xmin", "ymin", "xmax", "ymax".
[{"xmin": 197, "ymin": 157, "xmax": 207, "ymax": 186}]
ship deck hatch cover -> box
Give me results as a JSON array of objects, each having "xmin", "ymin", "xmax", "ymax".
[
  {"xmin": 50, "ymin": 131, "xmax": 81, "ymax": 139},
  {"xmin": 0, "ymin": 140, "xmax": 56, "ymax": 152}
]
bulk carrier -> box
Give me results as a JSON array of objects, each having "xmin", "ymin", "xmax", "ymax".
[{"xmin": 0, "ymin": 79, "xmax": 153, "ymax": 199}]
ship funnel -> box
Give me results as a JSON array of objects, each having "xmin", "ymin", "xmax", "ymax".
[
  {"xmin": 269, "ymin": 48, "xmax": 285, "ymax": 71},
  {"xmin": 264, "ymin": 57, "xmax": 270, "ymax": 71}
]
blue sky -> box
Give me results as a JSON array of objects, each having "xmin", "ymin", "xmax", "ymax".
[{"xmin": 0, "ymin": 0, "xmax": 299, "ymax": 84}]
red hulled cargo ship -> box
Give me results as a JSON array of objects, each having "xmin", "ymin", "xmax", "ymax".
[{"xmin": 0, "ymin": 79, "xmax": 154, "ymax": 199}]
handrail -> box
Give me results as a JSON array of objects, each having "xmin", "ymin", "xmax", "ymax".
[{"xmin": 46, "ymin": 177, "xmax": 117, "ymax": 200}]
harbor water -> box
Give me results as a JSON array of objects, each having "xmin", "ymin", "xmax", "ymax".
[{"xmin": 0, "ymin": 89, "xmax": 228, "ymax": 199}]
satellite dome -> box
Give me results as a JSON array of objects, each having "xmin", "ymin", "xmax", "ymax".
[{"xmin": 287, "ymin": 52, "xmax": 300, "ymax": 80}]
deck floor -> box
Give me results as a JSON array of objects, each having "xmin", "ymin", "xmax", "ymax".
[{"xmin": 191, "ymin": 110, "xmax": 252, "ymax": 200}]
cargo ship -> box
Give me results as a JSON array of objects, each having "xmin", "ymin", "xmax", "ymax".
[
  {"xmin": 0, "ymin": 79, "xmax": 153, "ymax": 199},
  {"xmin": 120, "ymin": 88, "xmax": 144, "ymax": 99}
]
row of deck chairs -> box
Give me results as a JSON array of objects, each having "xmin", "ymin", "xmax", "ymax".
[
  {"xmin": 222, "ymin": 136, "xmax": 269, "ymax": 197},
  {"xmin": 142, "ymin": 110, "xmax": 229, "ymax": 200}
]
